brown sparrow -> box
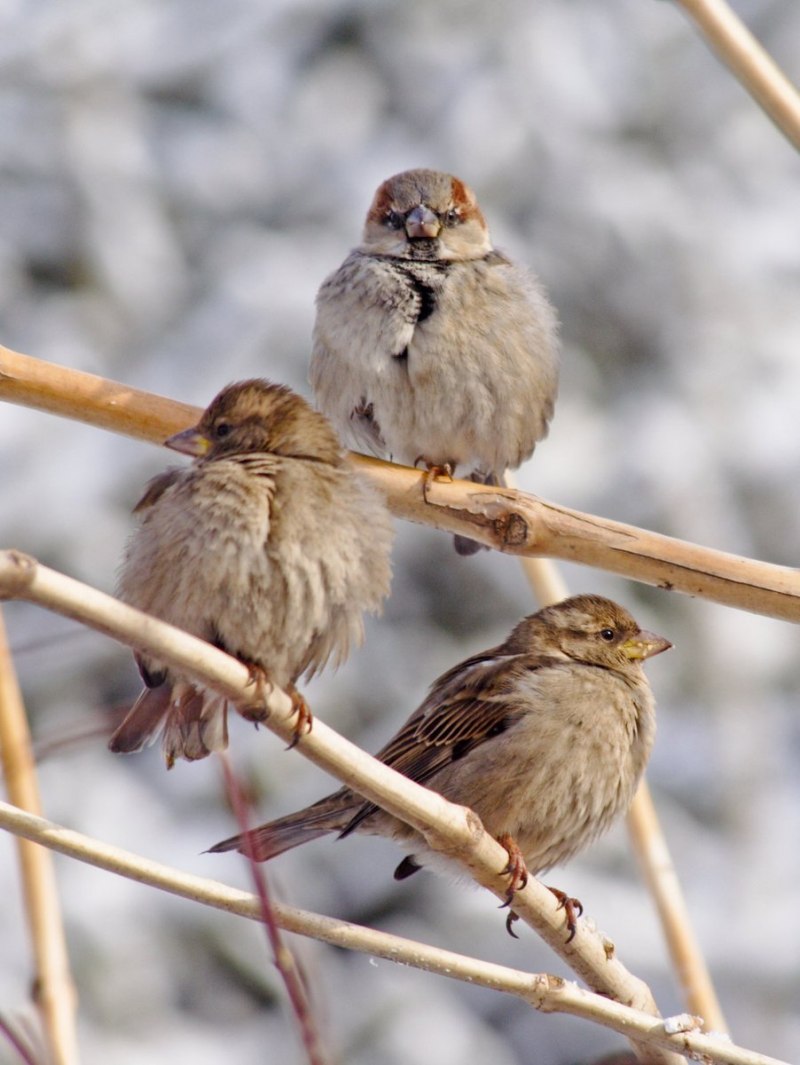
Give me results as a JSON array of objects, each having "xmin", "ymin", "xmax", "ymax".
[
  {"xmin": 109, "ymin": 379, "xmax": 394, "ymax": 767},
  {"xmin": 310, "ymin": 167, "xmax": 559, "ymax": 553},
  {"xmin": 210, "ymin": 595, "xmax": 670, "ymax": 938}
]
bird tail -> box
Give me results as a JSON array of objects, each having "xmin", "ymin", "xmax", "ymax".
[
  {"xmin": 208, "ymin": 793, "xmax": 355, "ymax": 861},
  {"xmin": 109, "ymin": 683, "xmax": 228, "ymax": 768},
  {"xmin": 453, "ymin": 469, "xmax": 497, "ymax": 555},
  {"xmin": 109, "ymin": 686, "xmax": 173, "ymax": 754}
]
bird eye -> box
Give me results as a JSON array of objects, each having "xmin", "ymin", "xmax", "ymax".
[
  {"xmin": 444, "ymin": 208, "xmax": 461, "ymax": 227},
  {"xmin": 600, "ymin": 628, "xmax": 616, "ymax": 642},
  {"xmin": 214, "ymin": 421, "xmax": 232, "ymax": 439},
  {"xmin": 385, "ymin": 210, "xmax": 404, "ymax": 230}
]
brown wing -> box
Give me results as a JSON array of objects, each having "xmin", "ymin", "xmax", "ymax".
[
  {"xmin": 339, "ymin": 647, "xmax": 558, "ymax": 836},
  {"xmin": 132, "ymin": 468, "xmax": 184, "ymax": 514}
]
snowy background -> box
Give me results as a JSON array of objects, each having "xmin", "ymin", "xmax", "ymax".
[{"xmin": 2, "ymin": 1, "xmax": 800, "ymax": 1062}]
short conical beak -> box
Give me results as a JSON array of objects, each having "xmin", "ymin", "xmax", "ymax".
[
  {"xmin": 621, "ymin": 630, "xmax": 672, "ymax": 661},
  {"xmin": 165, "ymin": 427, "xmax": 212, "ymax": 457},
  {"xmin": 405, "ymin": 204, "xmax": 441, "ymax": 239}
]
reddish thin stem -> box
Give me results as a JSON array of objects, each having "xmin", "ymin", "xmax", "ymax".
[{"xmin": 219, "ymin": 755, "xmax": 328, "ymax": 1065}]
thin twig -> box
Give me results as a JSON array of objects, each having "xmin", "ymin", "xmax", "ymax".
[
  {"xmin": 0, "ymin": 548, "xmax": 680, "ymax": 1065},
  {"xmin": 0, "ymin": 610, "xmax": 80, "ymax": 1065},
  {"xmin": 674, "ymin": 0, "xmax": 800, "ymax": 151},
  {"xmin": 0, "ymin": 802, "xmax": 786, "ymax": 1065},
  {"xmin": 627, "ymin": 785, "xmax": 727, "ymax": 1033},
  {"xmin": 1, "ymin": 345, "xmax": 800, "ymax": 621},
  {"xmin": 220, "ymin": 755, "xmax": 328, "ymax": 1065},
  {"xmin": 0, "ymin": 1014, "xmax": 40, "ymax": 1065}
]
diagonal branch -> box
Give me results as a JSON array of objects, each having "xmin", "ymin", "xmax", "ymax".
[
  {"xmin": 0, "ymin": 802, "xmax": 787, "ymax": 1065},
  {"xmin": 0, "ymin": 547, "xmax": 680, "ymax": 1065},
  {"xmin": 674, "ymin": 0, "xmax": 800, "ymax": 151},
  {"xmin": 1, "ymin": 344, "xmax": 799, "ymax": 621}
]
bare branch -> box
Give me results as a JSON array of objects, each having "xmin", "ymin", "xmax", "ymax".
[
  {"xmin": 0, "ymin": 609, "xmax": 80, "ymax": 1065},
  {"xmin": 627, "ymin": 785, "xmax": 727, "ymax": 1033},
  {"xmin": 1, "ymin": 344, "xmax": 799, "ymax": 622},
  {"xmin": 674, "ymin": 0, "xmax": 800, "ymax": 151},
  {"xmin": 0, "ymin": 801, "xmax": 787, "ymax": 1065}
]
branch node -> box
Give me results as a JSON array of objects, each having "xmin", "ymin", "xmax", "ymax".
[
  {"xmin": 529, "ymin": 972, "xmax": 566, "ymax": 1011},
  {"xmin": 0, "ymin": 549, "xmax": 38, "ymax": 599},
  {"xmin": 496, "ymin": 510, "xmax": 530, "ymax": 547}
]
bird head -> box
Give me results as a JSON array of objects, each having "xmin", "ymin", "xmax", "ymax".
[
  {"xmin": 508, "ymin": 594, "xmax": 672, "ymax": 675},
  {"xmin": 165, "ymin": 379, "xmax": 344, "ymax": 465},
  {"xmin": 361, "ymin": 168, "xmax": 493, "ymax": 262}
]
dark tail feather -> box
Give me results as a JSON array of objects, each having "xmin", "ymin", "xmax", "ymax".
[
  {"xmin": 109, "ymin": 686, "xmax": 173, "ymax": 754},
  {"xmin": 161, "ymin": 689, "xmax": 228, "ymax": 768},
  {"xmin": 109, "ymin": 683, "xmax": 228, "ymax": 768},
  {"xmin": 453, "ymin": 534, "xmax": 487, "ymax": 555},
  {"xmin": 208, "ymin": 794, "xmax": 355, "ymax": 861},
  {"xmin": 453, "ymin": 469, "xmax": 499, "ymax": 554}
]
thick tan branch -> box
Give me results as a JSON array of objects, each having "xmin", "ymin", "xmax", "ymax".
[
  {"xmin": 1, "ymin": 345, "xmax": 798, "ymax": 622},
  {"xmin": 0, "ymin": 548, "xmax": 680, "ymax": 1064},
  {"xmin": 0, "ymin": 803, "xmax": 786, "ymax": 1065}
]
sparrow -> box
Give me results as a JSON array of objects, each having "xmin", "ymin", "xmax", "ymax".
[
  {"xmin": 109, "ymin": 379, "xmax": 394, "ymax": 768},
  {"xmin": 210, "ymin": 595, "xmax": 670, "ymax": 939},
  {"xmin": 310, "ymin": 167, "xmax": 559, "ymax": 554}
]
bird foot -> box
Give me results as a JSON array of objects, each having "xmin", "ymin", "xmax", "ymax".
[
  {"xmin": 416, "ymin": 460, "xmax": 454, "ymax": 502},
  {"xmin": 547, "ymin": 884, "xmax": 584, "ymax": 943},
  {"xmin": 238, "ymin": 662, "xmax": 271, "ymax": 723},
  {"xmin": 286, "ymin": 684, "xmax": 314, "ymax": 749},
  {"xmin": 497, "ymin": 832, "xmax": 529, "ymax": 901},
  {"xmin": 495, "ymin": 834, "xmax": 529, "ymax": 939}
]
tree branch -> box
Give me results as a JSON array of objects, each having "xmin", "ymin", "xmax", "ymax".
[
  {"xmin": 0, "ymin": 609, "xmax": 80, "ymax": 1065},
  {"xmin": 0, "ymin": 802, "xmax": 786, "ymax": 1065},
  {"xmin": 674, "ymin": 0, "xmax": 800, "ymax": 151},
  {"xmin": 2, "ymin": 344, "xmax": 799, "ymax": 622}
]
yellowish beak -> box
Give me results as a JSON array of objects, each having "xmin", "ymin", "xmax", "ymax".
[
  {"xmin": 165, "ymin": 427, "xmax": 212, "ymax": 458},
  {"xmin": 621, "ymin": 631, "xmax": 672, "ymax": 661}
]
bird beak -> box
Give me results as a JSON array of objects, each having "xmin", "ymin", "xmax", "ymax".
[
  {"xmin": 165, "ymin": 427, "xmax": 212, "ymax": 457},
  {"xmin": 621, "ymin": 631, "xmax": 672, "ymax": 661},
  {"xmin": 405, "ymin": 205, "xmax": 441, "ymax": 239}
]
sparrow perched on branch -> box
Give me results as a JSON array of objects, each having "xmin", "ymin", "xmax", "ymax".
[
  {"xmin": 109, "ymin": 379, "xmax": 393, "ymax": 768},
  {"xmin": 210, "ymin": 595, "xmax": 670, "ymax": 939},
  {"xmin": 310, "ymin": 167, "xmax": 559, "ymax": 554}
]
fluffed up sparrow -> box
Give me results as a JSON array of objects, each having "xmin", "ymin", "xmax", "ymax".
[
  {"xmin": 110, "ymin": 379, "xmax": 394, "ymax": 767},
  {"xmin": 210, "ymin": 595, "xmax": 670, "ymax": 939},
  {"xmin": 310, "ymin": 167, "xmax": 559, "ymax": 553}
]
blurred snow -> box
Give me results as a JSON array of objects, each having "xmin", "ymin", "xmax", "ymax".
[{"xmin": 2, "ymin": 0, "xmax": 800, "ymax": 1062}]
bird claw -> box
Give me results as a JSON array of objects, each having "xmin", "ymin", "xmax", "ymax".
[
  {"xmin": 286, "ymin": 686, "xmax": 313, "ymax": 749},
  {"xmin": 505, "ymin": 910, "xmax": 520, "ymax": 939},
  {"xmin": 496, "ymin": 832, "xmax": 529, "ymax": 910},
  {"xmin": 547, "ymin": 885, "xmax": 584, "ymax": 943},
  {"xmin": 239, "ymin": 663, "xmax": 271, "ymax": 722},
  {"xmin": 417, "ymin": 460, "xmax": 454, "ymax": 502}
]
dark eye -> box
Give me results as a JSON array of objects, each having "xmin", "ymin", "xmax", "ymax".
[
  {"xmin": 385, "ymin": 210, "xmax": 404, "ymax": 230},
  {"xmin": 444, "ymin": 208, "xmax": 461, "ymax": 227},
  {"xmin": 600, "ymin": 628, "xmax": 616, "ymax": 642},
  {"xmin": 214, "ymin": 421, "xmax": 232, "ymax": 439}
]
